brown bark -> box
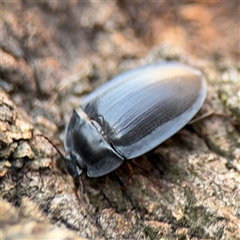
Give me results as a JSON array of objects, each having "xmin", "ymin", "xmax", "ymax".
[{"xmin": 1, "ymin": 1, "xmax": 239, "ymax": 239}]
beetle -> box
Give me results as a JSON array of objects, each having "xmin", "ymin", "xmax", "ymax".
[{"xmin": 64, "ymin": 62, "xmax": 207, "ymax": 178}]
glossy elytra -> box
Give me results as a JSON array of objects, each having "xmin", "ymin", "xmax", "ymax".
[{"xmin": 64, "ymin": 62, "xmax": 207, "ymax": 178}]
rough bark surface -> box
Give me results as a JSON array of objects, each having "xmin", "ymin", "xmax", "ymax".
[{"xmin": 0, "ymin": 1, "xmax": 239, "ymax": 240}]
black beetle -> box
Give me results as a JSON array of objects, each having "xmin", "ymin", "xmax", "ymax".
[{"xmin": 64, "ymin": 62, "xmax": 207, "ymax": 178}]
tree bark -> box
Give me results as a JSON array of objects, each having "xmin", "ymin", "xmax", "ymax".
[{"xmin": 1, "ymin": 1, "xmax": 239, "ymax": 239}]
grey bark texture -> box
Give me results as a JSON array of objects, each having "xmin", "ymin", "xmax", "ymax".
[{"xmin": 0, "ymin": 1, "xmax": 239, "ymax": 239}]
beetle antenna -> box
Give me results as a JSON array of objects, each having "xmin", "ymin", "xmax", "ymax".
[
  {"xmin": 34, "ymin": 134, "xmax": 65, "ymax": 159},
  {"xmin": 35, "ymin": 134, "xmax": 85, "ymax": 200}
]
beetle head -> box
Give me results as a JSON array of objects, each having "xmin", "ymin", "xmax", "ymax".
[{"xmin": 64, "ymin": 109, "xmax": 124, "ymax": 178}]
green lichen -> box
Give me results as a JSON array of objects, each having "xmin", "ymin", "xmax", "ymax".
[{"xmin": 178, "ymin": 187, "xmax": 227, "ymax": 239}]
